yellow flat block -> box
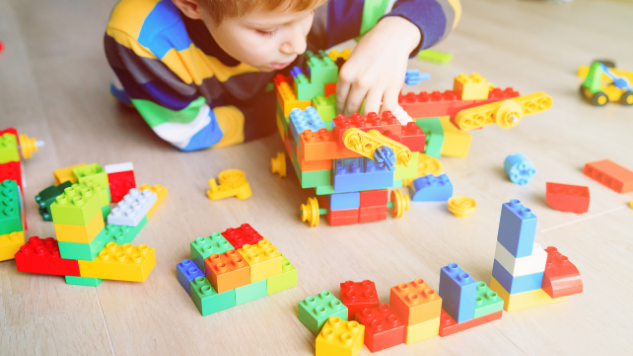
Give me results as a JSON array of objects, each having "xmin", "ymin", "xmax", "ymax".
[
  {"xmin": 237, "ymin": 238, "xmax": 282, "ymax": 282},
  {"xmin": 54, "ymin": 163, "xmax": 86, "ymax": 185},
  {"xmin": 78, "ymin": 243, "xmax": 156, "ymax": 282},
  {"xmin": 139, "ymin": 184, "xmax": 168, "ymax": 219},
  {"xmin": 440, "ymin": 117, "xmax": 472, "ymax": 158},
  {"xmin": 54, "ymin": 211, "xmax": 104, "ymax": 243},
  {"xmin": 406, "ymin": 317, "xmax": 440, "ymax": 344},
  {"xmin": 490, "ymin": 277, "xmax": 567, "ymax": 312},
  {"xmin": 0, "ymin": 231, "xmax": 25, "ymax": 261}
]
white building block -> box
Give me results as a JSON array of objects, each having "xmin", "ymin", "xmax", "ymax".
[
  {"xmin": 105, "ymin": 162, "xmax": 134, "ymax": 174},
  {"xmin": 107, "ymin": 189, "xmax": 157, "ymax": 226},
  {"xmin": 494, "ymin": 242, "xmax": 547, "ymax": 277}
]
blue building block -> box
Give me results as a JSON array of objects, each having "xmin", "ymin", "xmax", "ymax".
[
  {"xmin": 177, "ymin": 259, "xmax": 205, "ymax": 295},
  {"xmin": 289, "ymin": 107, "xmax": 326, "ymax": 146},
  {"xmin": 404, "ymin": 69, "xmax": 431, "ymax": 86},
  {"xmin": 492, "ymin": 260, "xmax": 544, "ymax": 294},
  {"xmin": 333, "ymin": 157, "xmax": 394, "ymax": 192},
  {"xmin": 329, "ymin": 192, "xmax": 361, "ymax": 210},
  {"xmin": 497, "ymin": 200, "xmax": 538, "ymax": 258},
  {"xmin": 439, "ymin": 263, "xmax": 477, "ymax": 323},
  {"xmin": 408, "ymin": 174, "xmax": 453, "ymax": 202},
  {"xmin": 504, "ymin": 153, "xmax": 536, "ymax": 185}
]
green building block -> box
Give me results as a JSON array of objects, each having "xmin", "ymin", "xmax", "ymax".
[
  {"xmin": 65, "ymin": 276, "xmax": 103, "ymax": 287},
  {"xmin": 72, "ymin": 163, "xmax": 109, "ymax": 187},
  {"xmin": 0, "ymin": 133, "xmax": 19, "ymax": 164},
  {"xmin": 291, "ymin": 155, "xmax": 331, "ymax": 189},
  {"xmin": 306, "ymin": 50, "xmax": 338, "ymax": 84},
  {"xmin": 267, "ymin": 254, "xmax": 297, "ymax": 295},
  {"xmin": 190, "ymin": 232, "xmax": 233, "ymax": 270},
  {"xmin": 73, "ymin": 182, "xmax": 110, "ymax": 207},
  {"xmin": 474, "ymin": 281, "xmax": 504, "ymax": 318},
  {"xmin": 190, "ymin": 277, "xmax": 236, "ymax": 316},
  {"xmin": 315, "ymin": 179, "xmax": 403, "ymax": 195},
  {"xmin": 101, "ymin": 205, "xmax": 111, "ymax": 220},
  {"xmin": 417, "ymin": 49, "xmax": 453, "ymax": 64},
  {"xmin": 415, "ymin": 118, "xmax": 445, "ymax": 158},
  {"xmin": 0, "ymin": 180, "xmax": 23, "ymax": 235},
  {"xmin": 293, "ymin": 72, "xmax": 325, "ymax": 100},
  {"xmin": 35, "ymin": 181, "xmax": 72, "ymax": 221},
  {"xmin": 313, "ymin": 95, "xmax": 337, "ymax": 122},
  {"xmin": 276, "ymin": 103, "xmax": 290, "ymax": 135},
  {"xmin": 394, "ymin": 152, "xmax": 419, "ymax": 180},
  {"xmin": 298, "ymin": 290, "xmax": 348, "ymax": 335},
  {"xmin": 235, "ymin": 279, "xmax": 268, "ymax": 305},
  {"xmin": 50, "ymin": 186, "xmax": 102, "ymax": 226}
]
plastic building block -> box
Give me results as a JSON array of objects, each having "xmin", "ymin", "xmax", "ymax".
[
  {"xmin": 105, "ymin": 163, "xmax": 136, "ymax": 203},
  {"xmin": 438, "ymin": 308, "xmax": 502, "ymax": 337},
  {"xmin": 492, "ymin": 259, "xmax": 543, "ymax": 294},
  {"xmin": 221, "ymin": 223, "xmax": 263, "ymax": 250},
  {"xmin": 327, "ymin": 48, "xmax": 351, "ymax": 62},
  {"xmin": 299, "ymin": 290, "xmax": 349, "ymax": 335},
  {"xmin": 35, "ymin": 181, "xmax": 72, "ymax": 221},
  {"xmin": 447, "ymin": 196, "xmax": 477, "ymax": 218},
  {"xmin": 54, "ymin": 163, "xmax": 85, "ymax": 185},
  {"xmin": 0, "ymin": 161, "xmax": 22, "ymax": 192},
  {"xmin": 237, "ymin": 238, "xmax": 282, "ymax": 282},
  {"xmin": 65, "ymin": 276, "xmax": 103, "ymax": 287},
  {"xmin": 474, "ymin": 282, "xmax": 504, "ymax": 318},
  {"xmin": 207, "ymin": 169, "xmax": 252, "ymax": 200},
  {"xmin": 546, "ymin": 182, "xmax": 590, "ymax": 214},
  {"xmin": 290, "ymin": 157, "xmax": 332, "ymax": 189},
  {"xmin": 497, "ymin": 199, "xmax": 537, "ymax": 258},
  {"xmin": 324, "ymin": 84, "xmax": 337, "ymax": 98},
  {"xmin": 403, "ymin": 154, "xmax": 444, "ymax": 187},
  {"xmin": 359, "ymin": 189, "xmax": 388, "ymax": 208},
  {"xmin": 330, "ymin": 192, "xmax": 361, "ymax": 211},
  {"xmin": 504, "ymin": 153, "xmax": 537, "ymax": 185},
  {"xmin": 494, "ymin": 242, "xmax": 547, "ymax": 277},
  {"xmin": 267, "ymin": 254, "xmax": 297, "ymax": 294},
  {"xmin": 54, "ymin": 210, "xmax": 104, "ymax": 243},
  {"xmin": 14, "ymin": 237, "xmax": 80, "ymax": 276},
  {"xmin": 404, "ymin": 69, "xmax": 431, "ymax": 86},
  {"xmin": 299, "ymin": 157, "xmax": 331, "ymax": 172},
  {"xmin": 315, "ymin": 317, "xmax": 364, "ymax": 356},
  {"xmin": 490, "ymin": 276, "xmax": 567, "ymax": 312},
  {"xmin": 542, "ymin": 246, "xmax": 583, "ymax": 298},
  {"xmin": 342, "ymin": 129, "xmax": 412, "ymax": 167},
  {"xmin": 50, "ymin": 186, "xmax": 101, "ymax": 226},
  {"xmin": 204, "ymin": 249, "xmax": 251, "ymax": 293},
  {"xmin": 406, "ymin": 317, "xmax": 439, "ymax": 344},
  {"xmin": 0, "ymin": 133, "xmax": 19, "ymax": 164},
  {"xmin": 315, "ymin": 179, "xmax": 403, "ymax": 196},
  {"xmin": 306, "ymin": 50, "xmax": 339, "ymax": 84},
  {"xmin": 333, "ymin": 157, "xmax": 394, "ymax": 193},
  {"xmin": 358, "ymin": 206, "xmax": 388, "ymax": 223},
  {"xmin": 177, "ymin": 259, "xmax": 205, "ymax": 295},
  {"xmin": 189, "ymin": 276, "xmax": 236, "ymax": 316},
  {"xmin": 298, "ymin": 128, "xmax": 363, "ymax": 162},
  {"xmin": 417, "ymin": 49, "xmax": 452, "ymax": 64},
  {"xmin": 72, "ymin": 163, "xmax": 108, "ymax": 186},
  {"xmin": 389, "ymin": 278, "xmax": 442, "ymax": 325},
  {"xmin": 400, "ymin": 89, "xmax": 492, "ymax": 119},
  {"xmin": 0, "ymin": 231, "xmax": 24, "ymax": 261},
  {"xmin": 414, "ymin": 118, "xmax": 444, "ymax": 158},
  {"xmin": 190, "ymin": 233, "xmax": 233, "ymax": 270},
  {"xmin": 328, "ymin": 208, "xmax": 359, "ymax": 226},
  {"xmin": 73, "ymin": 181, "xmax": 111, "ymax": 209},
  {"xmin": 313, "ymin": 95, "xmax": 337, "ymax": 122},
  {"xmin": 340, "ymin": 280, "xmax": 380, "ymax": 320},
  {"xmin": 438, "ymin": 263, "xmax": 477, "ymax": 323},
  {"xmin": 78, "ymin": 243, "xmax": 156, "ymax": 282},
  {"xmin": 274, "ymin": 74, "xmax": 312, "ymax": 117},
  {"xmin": 453, "ymin": 73, "xmax": 491, "ymax": 100},
  {"xmin": 271, "ymin": 152, "xmax": 288, "ymax": 178},
  {"xmin": 18, "ymin": 133, "xmax": 42, "ymax": 160},
  {"xmin": 139, "ymin": 184, "xmax": 167, "ymax": 218},
  {"xmin": 400, "ymin": 122, "xmax": 426, "ymax": 152},
  {"xmin": 332, "ymin": 112, "xmax": 401, "ymax": 147},
  {"xmin": 409, "ymin": 174, "xmax": 453, "ymax": 202},
  {"xmin": 289, "ymin": 107, "xmax": 326, "ymax": 146},
  {"xmin": 0, "ymin": 180, "xmax": 23, "ymax": 235},
  {"xmin": 291, "ymin": 66, "xmax": 325, "ymax": 100},
  {"xmin": 355, "ymin": 304, "xmax": 406, "ymax": 352},
  {"xmin": 393, "ymin": 151, "xmax": 418, "ymax": 184},
  {"xmin": 583, "ymin": 159, "xmax": 633, "ymax": 193},
  {"xmin": 439, "ymin": 117, "xmax": 472, "ymax": 158},
  {"xmin": 235, "ymin": 279, "xmax": 267, "ymax": 305},
  {"xmin": 107, "ymin": 189, "xmax": 157, "ymax": 226}
]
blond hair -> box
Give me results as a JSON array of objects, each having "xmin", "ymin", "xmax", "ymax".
[{"xmin": 200, "ymin": 0, "xmax": 327, "ymax": 23}]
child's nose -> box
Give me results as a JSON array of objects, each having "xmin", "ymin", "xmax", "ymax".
[{"xmin": 281, "ymin": 28, "xmax": 307, "ymax": 55}]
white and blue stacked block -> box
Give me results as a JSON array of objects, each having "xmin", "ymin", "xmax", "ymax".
[
  {"xmin": 289, "ymin": 107, "xmax": 325, "ymax": 146},
  {"xmin": 329, "ymin": 192, "xmax": 361, "ymax": 210},
  {"xmin": 439, "ymin": 263, "xmax": 477, "ymax": 323},
  {"xmin": 177, "ymin": 259, "xmax": 205, "ymax": 295},
  {"xmin": 332, "ymin": 157, "xmax": 394, "ymax": 192},
  {"xmin": 504, "ymin": 153, "xmax": 536, "ymax": 185},
  {"xmin": 409, "ymin": 174, "xmax": 453, "ymax": 202},
  {"xmin": 107, "ymin": 188, "xmax": 157, "ymax": 226}
]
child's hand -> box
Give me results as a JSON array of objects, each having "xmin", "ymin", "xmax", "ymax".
[{"xmin": 336, "ymin": 16, "xmax": 422, "ymax": 116}]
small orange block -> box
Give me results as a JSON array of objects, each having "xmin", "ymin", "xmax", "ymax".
[
  {"xmin": 390, "ymin": 278, "xmax": 443, "ymax": 325},
  {"xmin": 205, "ymin": 249, "xmax": 251, "ymax": 293}
]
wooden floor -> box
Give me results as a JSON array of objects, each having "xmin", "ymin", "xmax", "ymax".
[{"xmin": 1, "ymin": 0, "xmax": 632, "ymax": 355}]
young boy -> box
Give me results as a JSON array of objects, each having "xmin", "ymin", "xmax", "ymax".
[{"xmin": 105, "ymin": 0, "xmax": 461, "ymax": 151}]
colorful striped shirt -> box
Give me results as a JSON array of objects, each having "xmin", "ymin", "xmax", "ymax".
[{"xmin": 105, "ymin": 0, "xmax": 461, "ymax": 151}]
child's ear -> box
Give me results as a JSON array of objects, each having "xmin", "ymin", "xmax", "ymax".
[{"xmin": 172, "ymin": 0, "xmax": 203, "ymax": 20}]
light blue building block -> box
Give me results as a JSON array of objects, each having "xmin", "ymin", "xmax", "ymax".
[
  {"xmin": 497, "ymin": 200, "xmax": 538, "ymax": 258},
  {"xmin": 177, "ymin": 259, "xmax": 205, "ymax": 295},
  {"xmin": 409, "ymin": 174, "xmax": 453, "ymax": 202},
  {"xmin": 504, "ymin": 153, "xmax": 536, "ymax": 185},
  {"xmin": 235, "ymin": 279, "xmax": 268, "ymax": 305},
  {"xmin": 439, "ymin": 263, "xmax": 477, "ymax": 323},
  {"xmin": 333, "ymin": 157, "xmax": 394, "ymax": 192},
  {"xmin": 492, "ymin": 260, "xmax": 544, "ymax": 294},
  {"xmin": 289, "ymin": 107, "xmax": 326, "ymax": 146},
  {"xmin": 404, "ymin": 69, "xmax": 431, "ymax": 85},
  {"xmin": 329, "ymin": 192, "xmax": 361, "ymax": 211}
]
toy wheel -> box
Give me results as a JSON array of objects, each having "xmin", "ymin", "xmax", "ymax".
[
  {"xmin": 591, "ymin": 91, "xmax": 608, "ymax": 106},
  {"xmin": 390, "ymin": 190, "xmax": 410, "ymax": 219},
  {"xmin": 300, "ymin": 197, "xmax": 319, "ymax": 227},
  {"xmin": 218, "ymin": 169, "xmax": 246, "ymax": 184},
  {"xmin": 620, "ymin": 91, "xmax": 633, "ymax": 106},
  {"xmin": 494, "ymin": 100, "xmax": 523, "ymax": 129},
  {"xmin": 271, "ymin": 152, "xmax": 286, "ymax": 178},
  {"xmin": 447, "ymin": 196, "xmax": 477, "ymax": 218},
  {"xmin": 18, "ymin": 134, "xmax": 40, "ymax": 159}
]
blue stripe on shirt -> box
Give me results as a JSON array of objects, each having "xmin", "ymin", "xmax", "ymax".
[
  {"xmin": 327, "ymin": 0, "xmax": 364, "ymax": 48},
  {"xmin": 384, "ymin": 0, "xmax": 447, "ymax": 54},
  {"xmin": 137, "ymin": 0, "xmax": 192, "ymax": 59},
  {"xmin": 181, "ymin": 111, "xmax": 224, "ymax": 151}
]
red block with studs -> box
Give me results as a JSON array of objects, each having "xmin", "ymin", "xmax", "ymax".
[
  {"xmin": 355, "ymin": 304, "xmax": 406, "ymax": 352},
  {"xmin": 545, "ymin": 182, "xmax": 590, "ymax": 214},
  {"xmin": 438, "ymin": 309, "xmax": 502, "ymax": 337},
  {"xmin": 542, "ymin": 246, "xmax": 583, "ymax": 298},
  {"xmin": 0, "ymin": 161, "xmax": 23, "ymax": 192},
  {"xmin": 359, "ymin": 189, "xmax": 388, "ymax": 208},
  {"xmin": 332, "ymin": 112, "xmax": 402, "ymax": 147},
  {"xmin": 399, "ymin": 122, "xmax": 426, "ymax": 152},
  {"xmin": 340, "ymin": 280, "xmax": 380, "ymax": 319},
  {"xmin": 221, "ymin": 223, "xmax": 263, "ymax": 249},
  {"xmin": 358, "ymin": 206, "xmax": 388, "ymax": 223},
  {"xmin": 299, "ymin": 128, "xmax": 362, "ymax": 162},
  {"xmin": 107, "ymin": 170, "xmax": 136, "ymax": 203},
  {"xmin": 14, "ymin": 237, "xmax": 80, "ymax": 276},
  {"xmin": 324, "ymin": 84, "xmax": 337, "ymax": 97}
]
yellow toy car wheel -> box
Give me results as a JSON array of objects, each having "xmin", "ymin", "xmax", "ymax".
[
  {"xmin": 494, "ymin": 100, "xmax": 523, "ymax": 129},
  {"xmin": 591, "ymin": 91, "xmax": 608, "ymax": 106},
  {"xmin": 390, "ymin": 190, "xmax": 410, "ymax": 219},
  {"xmin": 300, "ymin": 197, "xmax": 319, "ymax": 227},
  {"xmin": 447, "ymin": 196, "xmax": 477, "ymax": 218},
  {"xmin": 620, "ymin": 91, "xmax": 633, "ymax": 106}
]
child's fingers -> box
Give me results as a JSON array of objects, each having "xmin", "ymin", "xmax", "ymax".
[
  {"xmin": 344, "ymin": 84, "xmax": 369, "ymax": 116},
  {"xmin": 363, "ymin": 89, "xmax": 383, "ymax": 115},
  {"xmin": 380, "ymin": 87, "xmax": 400, "ymax": 114},
  {"xmin": 336, "ymin": 80, "xmax": 351, "ymax": 115}
]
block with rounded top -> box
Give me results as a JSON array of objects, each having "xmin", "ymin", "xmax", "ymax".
[
  {"xmin": 267, "ymin": 253, "xmax": 297, "ymax": 294},
  {"xmin": 439, "ymin": 263, "xmax": 477, "ymax": 323},
  {"xmin": 405, "ymin": 317, "xmax": 439, "ymax": 344},
  {"xmin": 474, "ymin": 281, "xmax": 504, "ymax": 318},
  {"xmin": 139, "ymin": 183, "xmax": 168, "ymax": 218},
  {"xmin": 107, "ymin": 189, "xmax": 157, "ymax": 227},
  {"xmin": 389, "ymin": 278, "xmax": 442, "ymax": 325},
  {"xmin": 14, "ymin": 236, "xmax": 80, "ymax": 276},
  {"xmin": 504, "ymin": 152, "xmax": 537, "ymax": 186},
  {"xmin": 409, "ymin": 174, "xmax": 453, "ymax": 202},
  {"xmin": 497, "ymin": 199, "xmax": 538, "ymax": 258},
  {"xmin": 542, "ymin": 246, "xmax": 583, "ymax": 298},
  {"xmin": 204, "ymin": 249, "xmax": 251, "ymax": 293},
  {"xmin": 355, "ymin": 304, "xmax": 406, "ymax": 352},
  {"xmin": 78, "ymin": 243, "xmax": 156, "ymax": 282},
  {"xmin": 177, "ymin": 259, "xmax": 205, "ymax": 295},
  {"xmin": 237, "ymin": 238, "xmax": 282, "ymax": 282},
  {"xmin": 0, "ymin": 231, "xmax": 24, "ymax": 261},
  {"xmin": 72, "ymin": 163, "xmax": 108, "ymax": 186},
  {"xmin": 316, "ymin": 317, "xmax": 364, "ymax": 356},
  {"xmin": 190, "ymin": 232, "xmax": 233, "ymax": 270},
  {"xmin": 0, "ymin": 179, "xmax": 23, "ymax": 234},
  {"xmin": 50, "ymin": 186, "xmax": 102, "ymax": 226},
  {"xmin": 189, "ymin": 276, "xmax": 236, "ymax": 316},
  {"xmin": 221, "ymin": 223, "xmax": 263, "ymax": 250},
  {"xmin": 299, "ymin": 290, "xmax": 349, "ymax": 335},
  {"xmin": 340, "ymin": 280, "xmax": 379, "ymax": 319}
]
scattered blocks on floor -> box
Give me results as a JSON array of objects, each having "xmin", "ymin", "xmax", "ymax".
[
  {"xmin": 107, "ymin": 188, "xmax": 157, "ymax": 226},
  {"xmin": 583, "ymin": 159, "xmax": 633, "ymax": 193},
  {"xmin": 0, "ymin": 231, "xmax": 24, "ymax": 261},
  {"xmin": 316, "ymin": 317, "xmax": 365, "ymax": 356},
  {"xmin": 504, "ymin": 153, "xmax": 537, "ymax": 185},
  {"xmin": 340, "ymin": 280, "xmax": 380, "ymax": 320},
  {"xmin": 207, "ymin": 169, "xmax": 252, "ymax": 201},
  {"xmin": 409, "ymin": 174, "xmax": 453, "ymax": 202},
  {"xmin": 299, "ymin": 290, "xmax": 349, "ymax": 335},
  {"xmin": 355, "ymin": 304, "xmax": 406, "ymax": 352},
  {"xmin": 439, "ymin": 263, "xmax": 477, "ymax": 323},
  {"xmin": 542, "ymin": 247, "xmax": 583, "ymax": 298},
  {"xmin": 546, "ymin": 182, "xmax": 590, "ymax": 214}
]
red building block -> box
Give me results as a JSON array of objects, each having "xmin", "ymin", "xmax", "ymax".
[
  {"xmin": 359, "ymin": 189, "xmax": 388, "ymax": 208},
  {"xmin": 583, "ymin": 159, "xmax": 633, "ymax": 193},
  {"xmin": 358, "ymin": 206, "xmax": 388, "ymax": 223},
  {"xmin": 324, "ymin": 83, "xmax": 337, "ymax": 97},
  {"xmin": 299, "ymin": 128, "xmax": 362, "ymax": 162},
  {"xmin": 221, "ymin": 223, "xmax": 263, "ymax": 249},
  {"xmin": 332, "ymin": 112, "xmax": 402, "ymax": 147},
  {"xmin": 399, "ymin": 122, "xmax": 426, "ymax": 152},
  {"xmin": 438, "ymin": 309, "xmax": 502, "ymax": 337},
  {"xmin": 327, "ymin": 208, "xmax": 359, "ymax": 226},
  {"xmin": 14, "ymin": 237, "xmax": 80, "ymax": 276},
  {"xmin": 340, "ymin": 280, "xmax": 380, "ymax": 319},
  {"xmin": 107, "ymin": 170, "xmax": 136, "ymax": 203},
  {"xmin": 542, "ymin": 247, "xmax": 583, "ymax": 298},
  {"xmin": 546, "ymin": 182, "xmax": 590, "ymax": 214},
  {"xmin": 355, "ymin": 304, "xmax": 406, "ymax": 352},
  {"xmin": 0, "ymin": 161, "xmax": 23, "ymax": 192}
]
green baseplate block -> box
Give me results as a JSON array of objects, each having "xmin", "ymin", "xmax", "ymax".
[
  {"xmin": 474, "ymin": 281, "xmax": 504, "ymax": 318},
  {"xmin": 190, "ymin": 232, "xmax": 233, "ymax": 271},
  {"xmin": 266, "ymin": 254, "xmax": 297, "ymax": 295},
  {"xmin": 415, "ymin": 118, "xmax": 445, "ymax": 158},
  {"xmin": 235, "ymin": 279, "xmax": 267, "ymax": 305},
  {"xmin": 190, "ymin": 277, "xmax": 236, "ymax": 316},
  {"xmin": 298, "ymin": 290, "xmax": 348, "ymax": 335}
]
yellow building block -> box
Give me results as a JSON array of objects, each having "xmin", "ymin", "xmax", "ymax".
[
  {"xmin": 328, "ymin": 48, "xmax": 351, "ymax": 62},
  {"xmin": 316, "ymin": 317, "xmax": 365, "ymax": 356},
  {"xmin": 237, "ymin": 238, "xmax": 282, "ymax": 282},
  {"xmin": 78, "ymin": 243, "xmax": 156, "ymax": 282},
  {"xmin": 139, "ymin": 184, "xmax": 168, "ymax": 219},
  {"xmin": 453, "ymin": 73, "xmax": 491, "ymax": 100},
  {"xmin": 0, "ymin": 231, "xmax": 25, "ymax": 261},
  {"xmin": 405, "ymin": 317, "xmax": 440, "ymax": 344},
  {"xmin": 276, "ymin": 113, "xmax": 286, "ymax": 141},
  {"xmin": 53, "ymin": 163, "xmax": 86, "ymax": 185},
  {"xmin": 207, "ymin": 169, "xmax": 252, "ymax": 201},
  {"xmin": 439, "ymin": 117, "xmax": 472, "ymax": 158},
  {"xmin": 403, "ymin": 154, "xmax": 444, "ymax": 187},
  {"xmin": 490, "ymin": 277, "xmax": 568, "ymax": 312},
  {"xmin": 276, "ymin": 80, "xmax": 311, "ymax": 117},
  {"xmin": 53, "ymin": 210, "xmax": 104, "ymax": 243}
]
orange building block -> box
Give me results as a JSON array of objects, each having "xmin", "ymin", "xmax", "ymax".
[
  {"xmin": 274, "ymin": 74, "xmax": 311, "ymax": 117},
  {"xmin": 204, "ymin": 249, "xmax": 251, "ymax": 293},
  {"xmin": 390, "ymin": 278, "xmax": 442, "ymax": 325},
  {"xmin": 298, "ymin": 128, "xmax": 362, "ymax": 162},
  {"xmin": 583, "ymin": 159, "xmax": 633, "ymax": 193}
]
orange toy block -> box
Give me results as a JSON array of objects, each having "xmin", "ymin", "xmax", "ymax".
[
  {"xmin": 204, "ymin": 249, "xmax": 251, "ymax": 293},
  {"xmin": 298, "ymin": 129, "xmax": 362, "ymax": 162},
  {"xmin": 390, "ymin": 278, "xmax": 442, "ymax": 325}
]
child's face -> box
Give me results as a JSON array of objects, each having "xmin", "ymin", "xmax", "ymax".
[{"xmin": 203, "ymin": 6, "xmax": 315, "ymax": 72}]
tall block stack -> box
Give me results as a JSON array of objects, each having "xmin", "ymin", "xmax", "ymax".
[
  {"xmin": 390, "ymin": 278, "xmax": 442, "ymax": 344},
  {"xmin": 0, "ymin": 180, "xmax": 24, "ymax": 261}
]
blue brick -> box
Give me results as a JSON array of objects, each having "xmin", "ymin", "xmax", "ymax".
[
  {"xmin": 333, "ymin": 157, "xmax": 394, "ymax": 192},
  {"xmin": 439, "ymin": 263, "xmax": 477, "ymax": 323},
  {"xmin": 329, "ymin": 192, "xmax": 361, "ymax": 210},
  {"xmin": 504, "ymin": 152, "xmax": 536, "ymax": 185},
  {"xmin": 492, "ymin": 260, "xmax": 543, "ymax": 294},
  {"xmin": 404, "ymin": 69, "xmax": 431, "ymax": 86},
  {"xmin": 497, "ymin": 200, "xmax": 537, "ymax": 258},
  {"xmin": 409, "ymin": 174, "xmax": 453, "ymax": 202},
  {"xmin": 177, "ymin": 259, "xmax": 205, "ymax": 295},
  {"xmin": 289, "ymin": 107, "xmax": 326, "ymax": 146}
]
